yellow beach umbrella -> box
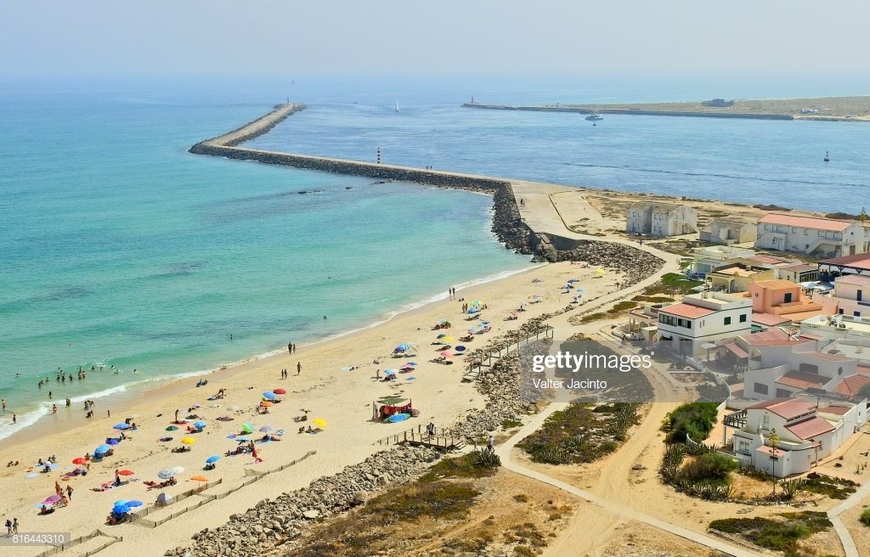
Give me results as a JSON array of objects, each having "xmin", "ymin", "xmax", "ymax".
[
  {"xmin": 312, "ymin": 418, "xmax": 327, "ymax": 429},
  {"xmin": 440, "ymin": 336, "xmax": 455, "ymax": 344},
  {"xmin": 181, "ymin": 437, "xmax": 196, "ymax": 445}
]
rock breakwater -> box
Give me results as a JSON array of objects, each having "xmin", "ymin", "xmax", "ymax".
[{"xmin": 169, "ymin": 445, "xmax": 440, "ymax": 557}]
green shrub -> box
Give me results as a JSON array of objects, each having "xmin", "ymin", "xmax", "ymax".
[
  {"xmin": 860, "ymin": 508, "xmax": 870, "ymax": 527},
  {"xmin": 662, "ymin": 402, "xmax": 719, "ymax": 443},
  {"xmin": 679, "ymin": 453, "xmax": 738, "ymax": 482},
  {"xmin": 473, "ymin": 449, "xmax": 501, "ymax": 469}
]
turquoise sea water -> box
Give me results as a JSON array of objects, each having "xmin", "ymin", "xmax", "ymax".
[{"xmin": 2, "ymin": 74, "xmax": 869, "ymax": 440}]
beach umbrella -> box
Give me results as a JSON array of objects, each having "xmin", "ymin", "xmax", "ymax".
[
  {"xmin": 404, "ymin": 361, "xmax": 417, "ymax": 366},
  {"xmin": 259, "ymin": 426, "xmax": 273, "ymax": 432},
  {"xmin": 113, "ymin": 423, "xmax": 131, "ymax": 430},
  {"xmin": 190, "ymin": 475, "xmax": 208, "ymax": 482},
  {"xmin": 126, "ymin": 500, "xmax": 143, "ymax": 508},
  {"xmin": 193, "ymin": 420, "xmax": 206, "ymax": 430},
  {"xmin": 118, "ymin": 469, "xmax": 135, "ymax": 476},
  {"xmin": 95, "ymin": 444, "xmax": 111, "ymax": 454},
  {"xmin": 260, "ymin": 401, "xmax": 273, "ymax": 408},
  {"xmin": 439, "ymin": 351, "xmax": 451, "ymax": 357},
  {"xmin": 165, "ymin": 425, "xmax": 178, "ymax": 431},
  {"xmin": 181, "ymin": 437, "xmax": 196, "ymax": 445},
  {"xmin": 42, "ymin": 495, "xmax": 62, "ymax": 505},
  {"xmin": 262, "ymin": 391, "xmax": 277, "ymax": 400},
  {"xmin": 455, "ymin": 345, "xmax": 467, "ymax": 352},
  {"xmin": 157, "ymin": 468, "xmax": 176, "ymax": 479},
  {"xmin": 240, "ymin": 423, "xmax": 254, "ymax": 434},
  {"xmin": 235, "ymin": 438, "xmax": 250, "ymax": 443},
  {"xmin": 595, "ymin": 268, "xmax": 606, "ymax": 275},
  {"xmin": 435, "ymin": 333, "xmax": 448, "ymax": 339},
  {"xmin": 567, "ymin": 278, "xmax": 580, "ymax": 283},
  {"xmin": 466, "ymin": 307, "xmax": 479, "ymax": 314},
  {"xmin": 273, "ymin": 388, "xmax": 286, "ymax": 395},
  {"xmin": 382, "ymin": 369, "xmax": 396, "ymax": 376},
  {"xmin": 440, "ymin": 336, "xmax": 455, "ymax": 344},
  {"xmin": 312, "ymin": 418, "xmax": 327, "ymax": 429},
  {"xmin": 106, "ymin": 438, "xmax": 120, "ymax": 445},
  {"xmin": 72, "ymin": 457, "xmax": 87, "ymax": 465},
  {"xmin": 378, "ymin": 396, "xmax": 408, "ymax": 404},
  {"xmin": 172, "ymin": 466, "xmax": 184, "ymax": 475},
  {"xmin": 205, "ymin": 455, "xmax": 220, "ymax": 464},
  {"xmin": 112, "ymin": 503, "xmax": 130, "ymax": 515}
]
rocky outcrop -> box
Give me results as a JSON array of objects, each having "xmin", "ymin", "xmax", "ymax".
[
  {"xmin": 167, "ymin": 445, "xmax": 439, "ymax": 557},
  {"xmin": 534, "ymin": 237, "xmax": 664, "ymax": 286}
]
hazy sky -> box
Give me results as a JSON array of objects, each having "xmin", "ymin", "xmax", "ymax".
[{"xmin": 2, "ymin": 0, "xmax": 868, "ymax": 76}]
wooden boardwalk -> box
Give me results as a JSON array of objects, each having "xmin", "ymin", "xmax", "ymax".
[
  {"xmin": 375, "ymin": 424, "xmax": 465, "ymax": 451},
  {"xmin": 462, "ymin": 325, "xmax": 553, "ymax": 382}
]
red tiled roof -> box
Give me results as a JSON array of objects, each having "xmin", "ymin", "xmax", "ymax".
[
  {"xmin": 759, "ymin": 213, "xmax": 853, "ymax": 232},
  {"xmin": 785, "ymin": 416, "xmax": 835, "ymax": 440},
  {"xmin": 746, "ymin": 255, "xmax": 790, "ymax": 265},
  {"xmin": 782, "ymin": 264, "xmax": 817, "ymax": 272},
  {"xmin": 775, "ymin": 370, "xmax": 828, "ymax": 390},
  {"xmin": 836, "ymin": 275, "xmax": 870, "ymax": 286},
  {"xmin": 725, "ymin": 342, "xmax": 749, "ymax": 359},
  {"xmin": 748, "ymin": 398, "xmax": 816, "ymax": 419},
  {"xmin": 752, "ymin": 312, "xmax": 792, "ymax": 327},
  {"xmin": 659, "ymin": 303, "xmax": 715, "ymax": 319},
  {"xmin": 805, "ymin": 351, "xmax": 853, "ymax": 362},
  {"xmin": 820, "ymin": 253, "xmax": 870, "ymax": 265},
  {"xmin": 820, "ymin": 406, "xmax": 852, "ymax": 416},
  {"xmin": 834, "ymin": 374, "xmax": 870, "ymax": 397}
]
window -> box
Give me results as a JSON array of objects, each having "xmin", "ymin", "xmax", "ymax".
[
  {"xmin": 819, "ymin": 231, "xmax": 825, "ymax": 237},
  {"xmin": 784, "ymin": 292, "xmax": 793, "ymax": 303},
  {"xmin": 854, "ymin": 311, "xmax": 861, "ymax": 317},
  {"xmin": 761, "ymin": 410, "xmax": 770, "ymax": 427},
  {"xmin": 739, "ymin": 314, "xmax": 747, "ymax": 323},
  {"xmin": 754, "ymin": 382, "xmax": 769, "ymax": 395},
  {"xmin": 724, "ymin": 316, "xmax": 732, "ymax": 325},
  {"xmin": 804, "ymin": 229, "xmax": 809, "ymax": 235}
]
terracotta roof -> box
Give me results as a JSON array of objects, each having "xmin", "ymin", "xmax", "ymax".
[
  {"xmin": 754, "ymin": 279, "xmax": 800, "ymax": 291},
  {"xmin": 820, "ymin": 406, "xmax": 852, "ymax": 416},
  {"xmin": 746, "ymin": 255, "xmax": 790, "ymax": 265},
  {"xmin": 805, "ymin": 351, "xmax": 853, "ymax": 362},
  {"xmin": 742, "ymin": 327, "xmax": 808, "ymax": 347},
  {"xmin": 755, "ymin": 445, "xmax": 779, "ymax": 456},
  {"xmin": 752, "ymin": 312, "xmax": 792, "ymax": 327},
  {"xmin": 820, "ymin": 253, "xmax": 870, "ymax": 265},
  {"xmin": 759, "ymin": 213, "xmax": 853, "ymax": 232},
  {"xmin": 748, "ymin": 398, "xmax": 816, "ymax": 419},
  {"xmin": 833, "ymin": 374, "xmax": 870, "ymax": 397},
  {"xmin": 782, "ymin": 264, "xmax": 817, "ymax": 272},
  {"xmin": 836, "ymin": 275, "xmax": 870, "ymax": 286},
  {"xmin": 659, "ymin": 303, "xmax": 715, "ymax": 319},
  {"xmin": 725, "ymin": 342, "xmax": 749, "ymax": 359},
  {"xmin": 775, "ymin": 370, "xmax": 828, "ymax": 390},
  {"xmin": 785, "ymin": 416, "xmax": 835, "ymax": 440}
]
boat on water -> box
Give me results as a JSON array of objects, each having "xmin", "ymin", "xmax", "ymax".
[
  {"xmin": 395, "ymin": 99, "xmax": 400, "ymax": 112},
  {"xmin": 824, "ymin": 150, "xmax": 830, "ymax": 162},
  {"xmin": 585, "ymin": 114, "xmax": 603, "ymax": 121}
]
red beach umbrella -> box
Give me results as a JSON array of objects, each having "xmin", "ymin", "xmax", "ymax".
[
  {"xmin": 273, "ymin": 388, "xmax": 286, "ymax": 395},
  {"xmin": 118, "ymin": 469, "xmax": 135, "ymax": 476},
  {"xmin": 72, "ymin": 457, "xmax": 87, "ymax": 465}
]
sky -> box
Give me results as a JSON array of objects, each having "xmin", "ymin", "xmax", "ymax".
[{"xmin": 1, "ymin": 0, "xmax": 869, "ymax": 77}]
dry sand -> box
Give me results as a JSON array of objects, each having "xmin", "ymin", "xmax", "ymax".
[{"xmin": 0, "ymin": 260, "xmax": 625, "ymax": 557}]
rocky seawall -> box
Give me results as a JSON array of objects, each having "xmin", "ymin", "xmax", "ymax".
[
  {"xmin": 189, "ymin": 142, "xmax": 535, "ymax": 255},
  {"xmin": 462, "ymin": 103, "xmax": 795, "ymax": 121}
]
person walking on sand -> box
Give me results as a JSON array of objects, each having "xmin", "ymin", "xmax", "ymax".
[
  {"xmin": 66, "ymin": 485, "xmax": 74, "ymax": 500},
  {"xmin": 288, "ymin": 342, "xmax": 292, "ymax": 355},
  {"xmin": 297, "ymin": 362, "xmax": 301, "ymax": 376},
  {"xmin": 175, "ymin": 409, "xmax": 179, "ymax": 422},
  {"xmin": 12, "ymin": 518, "xmax": 18, "ymax": 534},
  {"xmin": 55, "ymin": 481, "xmax": 62, "ymax": 497},
  {"xmin": 486, "ymin": 434, "xmax": 495, "ymax": 453}
]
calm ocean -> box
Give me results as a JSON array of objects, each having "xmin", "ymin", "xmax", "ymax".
[{"xmin": 2, "ymin": 74, "xmax": 869, "ymax": 439}]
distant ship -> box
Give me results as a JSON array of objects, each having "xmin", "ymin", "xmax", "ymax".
[
  {"xmin": 585, "ymin": 114, "xmax": 603, "ymax": 121},
  {"xmin": 824, "ymin": 151, "xmax": 830, "ymax": 162},
  {"xmin": 395, "ymin": 99, "xmax": 400, "ymax": 113}
]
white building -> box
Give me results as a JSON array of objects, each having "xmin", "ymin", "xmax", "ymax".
[
  {"xmin": 818, "ymin": 274, "xmax": 870, "ymax": 319},
  {"xmin": 801, "ymin": 314, "xmax": 870, "ymax": 345},
  {"xmin": 690, "ymin": 245, "xmax": 757, "ymax": 276},
  {"xmin": 627, "ymin": 202, "xmax": 698, "ymax": 237},
  {"xmin": 756, "ymin": 213, "xmax": 868, "ymax": 258},
  {"xmin": 724, "ymin": 397, "xmax": 866, "ymax": 477},
  {"xmin": 700, "ymin": 219, "xmax": 757, "ymax": 245},
  {"xmin": 656, "ymin": 292, "xmax": 752, "ymax": 356}
]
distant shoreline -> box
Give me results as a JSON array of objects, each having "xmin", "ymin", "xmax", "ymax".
[{"xmin": 463, "ymin": 95, "xmax": 870, "ymax": 122}]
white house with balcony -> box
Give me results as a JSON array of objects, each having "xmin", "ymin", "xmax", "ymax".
[
  {"xmin": 656, "ymin": 292, "xmax": 752, "ymax": 356},
  {"xmin": 801, "ymin": 314, "xmax": 870, "ymax": 345},
  {"xmin": 627, "ymin": 202, "xmax": 698, "ymax": 237},
  {"xmin": 723, "ymin": 397, "xmax": 865, "ymax": 477},
  {"xmin": 755, "ymin": 213, "xmax": 868, "ymax": 258}
]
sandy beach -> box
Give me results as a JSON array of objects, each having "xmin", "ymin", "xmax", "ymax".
[{"xmin": 0, "ymin": 259, "xmax": 625, "ymax": 557}]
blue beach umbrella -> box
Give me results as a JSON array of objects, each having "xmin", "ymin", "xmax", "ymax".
[
  {"xmin": 113, "ymin": 423, "xmax": 131, "ymax": 430},
  {"xmin": 106, "ymin": 438, "xmax": 120, "ymax": 445},
  {"xmin": 112, "ymin": 503, "xmax": 130, "ymax": 514},
  {"xmin": 126, "ymin": 500, "xmax": 143, "ymax": 508},
  {"xmin": 193, "ymin": 420, "xmax": 207, "ymax": 430},
  {"xmin": 262, "ymin": 391, "xmax": 277, "ymax": 400},
  {"xmin": 95, "ymin": 444, "xmax": 111, "ymax": 454},
  {"xmin": 205, "ymin": 455, "xmax": 220, "ymax": 464}
]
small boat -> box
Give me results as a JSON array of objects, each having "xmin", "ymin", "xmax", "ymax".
[
  {"xmin": 824, "ymin": 151, "xmax": 830, "ymax": 162},
  {"xmin": 395, "ymin": 99, "xmax": 400, "ymax": 112},
  {"xmin": 585, "ymin": 114, "xmax": 603, "ymax": 121}
]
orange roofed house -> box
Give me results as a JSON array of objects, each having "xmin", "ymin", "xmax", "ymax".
[
  {"xmin": 748, "ymin": 279, "xmax": 825, "ymax": 325},
  {"xmin": 755, "ymin": 213, "xmax": 868, "ymax": 258}
]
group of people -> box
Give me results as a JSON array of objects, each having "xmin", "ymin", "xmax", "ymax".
[{"xmin": 4, "ymin": 518, "xmax": 19, "ymax": 533}]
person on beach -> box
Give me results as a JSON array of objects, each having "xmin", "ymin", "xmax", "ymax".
[
  {"xmin": 487, "ymin": 434, "xmax": 495, "ymax": 453},
  {"xmin": 175, "ymin": 409, "xmax": 179, "ymax": 422},
  {"xmin": 66, "ymin": 485, "xmax": 74, "ymax": 500},
  {"xmin": 297, "ymin": 362, "xmax": 301, "ymax": 376},
  {"xmin": 55, "ymin": 481, "xmax": 62, "ymax": 497},
  {"xmin": 292, "ymin": 343, "xmax": 296, "ymax": 353},
  {"xmin": 12, "ymin": 518, "xmax": 18, "ymax": 533},
  {"xmin": 288, "ymin": 342, "xmax": 292, "ymax": 355},
  {"xmin": 12, "ymin": 414, "xmax": 16, "ymax": 424},
  {"xmin": 1, "ymin": 398, "xmax": 5, "ymax": 411},
  {"xmin": 5, "ymin": 519, "xmax": 11, "ymax": 534},
  {"xmin": 114, "ymin": 469, "xmax": 121, "ymax": 486}
]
